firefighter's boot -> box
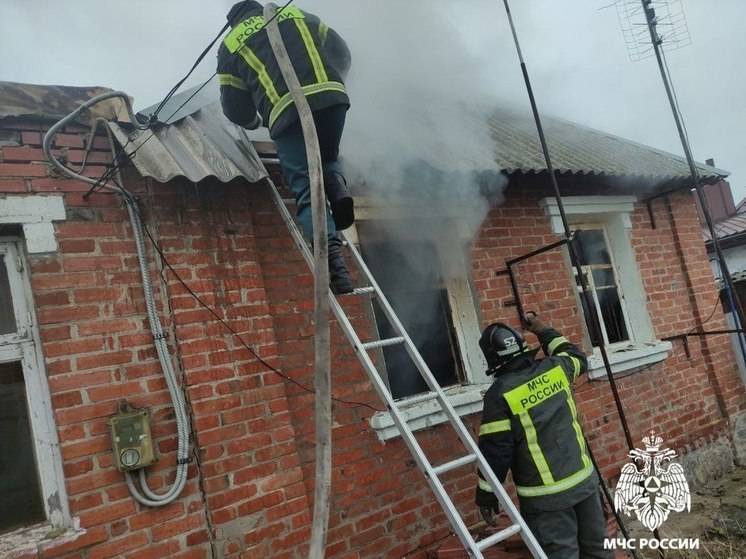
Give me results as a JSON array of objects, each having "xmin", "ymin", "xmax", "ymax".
[
  {"xmin": 328, "ymin": 235, "xmax": 354, "ymax": 295},
  {"xmin": 324, "ymin": 172, "xmax": 354, "ymax": 230}
]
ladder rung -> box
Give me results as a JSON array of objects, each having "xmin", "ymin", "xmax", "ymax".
[
  {"xmin": 361, "ymin": 337, "xmax": 405, "ymax": 350},
  {"xmin": 351, "ymin": 286, "xmax": 376, "ymax": 296},
  {"xmin": 432, "ymin": 454, "xmax": 477, "ymax": 476},
  {"xmin": 476, "ymin": 524, "xmax": 523, "ymax": 551}
]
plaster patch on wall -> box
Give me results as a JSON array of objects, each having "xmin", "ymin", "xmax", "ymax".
[{"xmin": 0, "ymin": 195, "xmax": 65, "ymax": 253}]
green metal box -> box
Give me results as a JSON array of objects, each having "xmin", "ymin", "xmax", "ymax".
[{"xmin": 109, "ymin": 409, "xmax": 156, "ymax": 472}]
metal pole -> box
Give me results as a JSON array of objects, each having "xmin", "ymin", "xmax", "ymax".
[
  {"xmin": 264, "ymin": 5, "xmax": 332, "ymax": 558},
  {"xmin": 506, "ymin": 265, "xmax": 527, "ymax": 324},
  {"xmin": 640, "ymin": 0, "xmax": 746, "ymax": 347},
  {"xmin": 501, "ymin": 0, "xmax": 635, "ymax": 451},
  {"xmin": 712, "ymin": 262, "xmax": 746, "ymax": 366},
  {"xmin": 505, "ymin": 238, "xmax": 569, "ymax": 267},
  {"xmin": 585, "ymin": 442, "xmax": 637, "ymax": 554}
]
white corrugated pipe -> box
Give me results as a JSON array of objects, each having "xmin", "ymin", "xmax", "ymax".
[{"xmin": 44, "ymin": 92, "xmax": 190, "ymax": 506}]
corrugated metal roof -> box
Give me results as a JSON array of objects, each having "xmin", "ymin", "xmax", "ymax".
[
  {"xmin": 109, "ymin": 79, "xmax": 727, "ymax": 187},
  {"xmin": 490, "ymin": 108, "xmax": 727, "ymax": 182},
  {"xmin": 0, "ymin": 81, "xmax": 129, "ymax": 124},
  {"xmin": 108, "ymin": 100, "xmax": 267, "ymax": 184},
  {"xmin": 703, "ymin": 214, "xmax": 746, "ymax": 242},
  {"xmin": 117, "ymin": 81, "xmax": 726, "ymax": 186},
  {"xmin": 0, "ymin": 79, "xmax": 729, "ymax": 188}
]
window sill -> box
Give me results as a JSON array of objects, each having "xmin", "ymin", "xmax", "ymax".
[
  {"xmin": 0, "ymin": 522, "xmax": 83, "ymax": 558},
  {"xmin": 587, "ymin": 340, "xmax": 672, "ymax": 379},
  {"xmin": 368, "ymin": 342, "xmax": 672, "ymax": 441},
  {"xmin": 369, "ymin": 384, "xmax": 489, "ymax": 442}
]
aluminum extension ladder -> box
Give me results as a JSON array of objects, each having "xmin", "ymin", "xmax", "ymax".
[{"xmin": 261, "ymin": 171, "xmax": 547, "ymax": 559}]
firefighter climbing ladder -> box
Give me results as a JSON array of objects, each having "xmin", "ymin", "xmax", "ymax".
[
  {"xmin": 256, "ymin": 4, "xmax": 545, "ymax": 557},
  {"xmin": 252, "ymin": 145, "xmax": 547, "ymax": 559}
]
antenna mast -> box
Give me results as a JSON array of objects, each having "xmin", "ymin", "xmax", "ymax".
[{"xmin": 624, "ymin": 0, "xmax": 746, "ymax": 353}]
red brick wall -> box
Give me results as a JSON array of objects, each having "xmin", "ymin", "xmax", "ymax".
[
  {"xmin": 472, "ymin": 188, "xmax": 745, "ymax": 481},
  {"xmin": 1, "ymin": 117, "xmax": 744, "ymax": 559},
  {"xmin": 250, "ymin": 175, "xmax": 482, "ymax": 559},
  {"xmin": 1, "ymin": 119, "xmax": 310, "ymax": 559}
]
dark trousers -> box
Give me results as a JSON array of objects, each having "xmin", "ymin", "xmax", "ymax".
[
  {"xmin": 272, "ymin": 104, "xmax": 347, "ymax": 242},
  {"xmin": 523, "ymin": 492, "xmax": 612, "ymax": 559}
]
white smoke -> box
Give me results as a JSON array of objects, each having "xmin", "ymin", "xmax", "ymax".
[{"xmin": 308, "ymin": 0, "xmax": 515, "ymax": 282}]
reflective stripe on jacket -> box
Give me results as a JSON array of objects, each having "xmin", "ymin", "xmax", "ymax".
[
  {"xmin": 476, "ymin": 328, "xmax": 597, "ymax": 512},
  {"xmin": 217, "ymin": 1, "xmax": 350, "ymax": 137}
]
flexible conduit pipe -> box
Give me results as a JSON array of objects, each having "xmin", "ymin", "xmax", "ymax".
[{"xmin": 43, "ymin": 92, "xmax": 190, "ymax": 506}]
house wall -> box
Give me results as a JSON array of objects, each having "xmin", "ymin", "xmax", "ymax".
[
  {"xmin": 696, "ymin": 179, "xmax": 736, "ymax": 223},
  {"xmin": 714, "ymin": 244, "xmax": 746, "ymax": 276},
  {"xmin": 473, "ymin": 191, "xmax": 745, "ymax": 476},
  {"xmin": 0, "ymin": 118, "xmax": 744, "ymax": 559}
]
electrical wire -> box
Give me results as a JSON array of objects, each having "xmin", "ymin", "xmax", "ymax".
[
  {"xmin": 686, "ymin": 294, "xmax": 722, "ymax": 335},
  {"xmin": 135, "ymin": 215, "xmax": 383, "ymax": 413},
  {"xmin": 85, "ymin": 76, "xmax": 217, "ymax": 198},
  {"xmin": 75, "ymin": 0, "xmax": 383, "ymax": 414},
  {"xmin": 145, "ymin": 0, "xmax": 294, "ymax": 123},
  {"xmin": 86, "ymin": 0, "xmax": 297, "ymax": 198},
  {"xmin": 148, "ymin": 29, "xmax": 228, "ymax": 124}
]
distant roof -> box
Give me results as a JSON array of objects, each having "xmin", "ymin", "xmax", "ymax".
[
  {"xmin": 737, "ymin": 197, "xmax": 746, "ymax": 214},
  {"xmin": 490, "ymin": 108, "xmax": 727, "ymax": 184},
  {"xmin": 703, "ymin": 213, "xmax": 746, "ymax": 244},
  {"xmin": 0, "ymin": 81, "xmax": 129, "ymax": 124}
]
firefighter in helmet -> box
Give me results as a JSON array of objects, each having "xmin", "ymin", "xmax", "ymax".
[
  {"xmin": 476, "ymin": 315, "xmax": 611, "ymax": 559},
  {"xmin": 217, "ymin": 1, "xmax": 355, "ymax": 294}
]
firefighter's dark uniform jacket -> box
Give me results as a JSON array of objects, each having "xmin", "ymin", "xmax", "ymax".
[
  {"xmin": 217, "ymin": 1, "xmax": 351, "ymax": 138},
  {"xmin": 476, "ymin": 328, "xmax": 597, "ymax": 513}
]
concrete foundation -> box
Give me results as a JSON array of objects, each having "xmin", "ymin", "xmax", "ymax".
[{"xmin": 680, "ymin": 436, "xmax": 735, "ymax": 489}]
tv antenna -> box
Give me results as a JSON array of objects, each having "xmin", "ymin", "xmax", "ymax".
[
  {"xmin": 614, "ymin": 0, "xmax": 691, "ymax": 61},
  {"xmin": 613, "ymin": 0, "xmax": 746, "ymax": 361}
]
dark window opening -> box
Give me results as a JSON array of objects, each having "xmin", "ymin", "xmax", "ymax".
[
  {"xmin": 720, "ymin": 280, "xmax": 746, "ymax": 315},
  {"xmin": 571, "ymin": 229, "xmax": 630, "ymax": 346},
  {"xmin": 359, "ymin": 225, "xmax": 464, "ymax": 399},
  {"xmin": 0, "ymin": 256, "xmax": 17, "ymax": 335},
  {"xmin": 0, "ymin": 360, "xmax": 45, "ymax": 534}
]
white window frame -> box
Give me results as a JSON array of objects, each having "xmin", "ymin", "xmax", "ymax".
[
  {"xmin": 0, "ymin": 239, "xmax": 71, "ymax": 532},
  {"xmin": 347, "ymin": 205, "xmax": 491, "ymax": 441},
  {"xmin": 0, "ymin": 195, "xmax": 65, "ymax": 254},
  {"xmin": 540, "ymin": 196, "xmax": 671, "ymax": 378},
  {"xmin": 571, "ymin": 223, "xmax": 636, "ymax": 348}
]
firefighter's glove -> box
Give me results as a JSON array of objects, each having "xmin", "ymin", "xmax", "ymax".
[
  {"xmin": 475, "ymin": 485, "xmax": 500, "ymax": 526},
  {"xmin": 524, "ymin": 313, "xmax": 547, "ymax": 335},
  {"xmin": 480, "ymin": 504, "xmax": 500, "ymax": 527}
]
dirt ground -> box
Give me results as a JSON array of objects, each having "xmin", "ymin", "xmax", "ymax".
[{"xmin": 624, "ymin": 466, "xmax": 746, "ymax": 558}]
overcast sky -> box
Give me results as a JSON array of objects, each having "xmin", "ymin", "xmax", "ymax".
[{"xmin": 2, "ymin": 1, "xmax": 744, "ymax": 200}]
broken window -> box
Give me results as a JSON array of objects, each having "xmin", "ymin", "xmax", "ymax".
[
  {"xmin": 358, "ymin": 224, "xmax": 465, "ymax": 399},
  {"xmin": 571, "ymin": 228, "xmax": 631, "ymax": 346}
]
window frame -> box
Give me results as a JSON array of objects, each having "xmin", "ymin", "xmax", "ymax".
[
  {"xmin": 346, "ymin": 213, "xmax": 490, "ymax": 441},
  {"xmin": 540, "ymin": 196, "xmax": 672, "ymax": 378},
  {"xmin": 358, "ymin": 233, "xmax": 468, "ymax": 399},
  {"xmin": 571, "ymin": 223, "xmax": 635, "ymax": 349},
  {"xmin": 0, "ymin": 238, "xmax": 71, "ymax": 532}
]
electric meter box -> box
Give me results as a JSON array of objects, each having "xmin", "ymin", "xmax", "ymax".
[{"xmin": 109, "ymin": 409, "xmax": 156, "ymax": 472}]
